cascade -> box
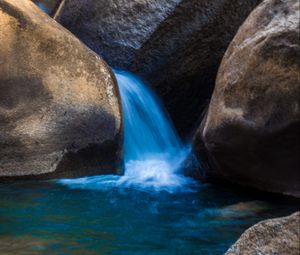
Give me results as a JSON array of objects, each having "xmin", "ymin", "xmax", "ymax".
[
  {"xmin": 114, "ymin": 70, "xmax": 190, "ymax": 190},
  {"xmin": 59, "ymin": 70, "xmax": 194, "ymax": 192}
]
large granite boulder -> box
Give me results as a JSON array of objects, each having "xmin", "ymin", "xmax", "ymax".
[
  {"xmin": 54, "ymin": 0, "xmax": 261, "ymax": 135},
  {"xmin": 0, "ymin": 0, "xmax": 123, "ymax": 180},
  {"xmin": 193, "ymin": 0, "xmax": 300, "ymax": 197},
  {"xmin": 225, "ymin": 212, "xmax": 300, "ymax": 255}
]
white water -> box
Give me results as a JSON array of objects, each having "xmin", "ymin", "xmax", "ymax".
[
  {"xmin": 117, "ymin": 70, "xmax": 182, "ymax": 161},
  {"xmin": 59, "ymin": 70, "xmax": 195, "ymax": 193}
]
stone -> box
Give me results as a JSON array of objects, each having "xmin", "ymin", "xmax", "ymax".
[
  {"xmin": 225, "ymin": 212, "xmax": 300, "ymax": 255},
  {"xmin": 54, "ymin": 0, "xmax": 261, "ymax": 135},
  {"xmin": 0, "ymin": 0, "xmax": 123, "ymax": 180},
  {"xmin": 193, "ymin": 0, "xmax": 300, "ymax": 197}
]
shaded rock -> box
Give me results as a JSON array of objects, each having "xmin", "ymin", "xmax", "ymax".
[
  {"xmin": 225, "ymin": 212, "xmax": 300, "ymax": 255},
  {"xmin": 54, "ymin": 0, "xmax": 182, "ymax": 69},
  {"xmin": 54, "ymin": 0, "xmax": 261, "ymax": 135},
  {"xmin": 0, "ymin": 0, "xmax": 123, "ymax": 180},
  {"xmin": 183, "ymin": 152, "xmax": 204, "ymax": 181},
  {"xmin": 193, "ymin": 0, "xmax": 300, "ymax": 197}
]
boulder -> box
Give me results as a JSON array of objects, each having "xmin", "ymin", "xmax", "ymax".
[
  {"xmin": 225, "ymin": 212, "xmax": 300, "ymax": 255},
  {"xmin": 0, "ymin": 0, "xmax": 123, "ymax": 180},
  {"xmin": 54, "ymin": 0, "xmax": 261, "ymax": 135},
  {"xmin": 193, "ymin": 0, "xmax": 300, "ymax": 197}
]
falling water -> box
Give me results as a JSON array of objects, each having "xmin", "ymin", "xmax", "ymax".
[
  {"xmin": 59, "ymin": 70, "xmax": 195, "ymax": 192},
  {"xmin": 115, "ymin": 70, "xmax": 192, "ymax": 190},
  {"xmin": 116, "ymin": 70, "xmax": 182, "ymax": 161}
]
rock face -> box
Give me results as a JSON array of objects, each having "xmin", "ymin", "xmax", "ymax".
[
  {"xmin": 0, "ymin": 0, "xmax": 123, "ymax": 180},
  {"xmin": 54, "ymin": 0, "xmax": 261, "ymax": 135},
  {"xmin": 193, "ymin": 0, "xmax": 300, "ymax": 197},
  {"xmin": 225, "ymin": 212, "xmax": 300, "ymax": 255}
]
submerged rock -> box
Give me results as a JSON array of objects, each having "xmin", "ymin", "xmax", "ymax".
[
  {"xmin": 0, "ymin": 0, "xmax": 123, "ymax": 180},
  {"xmin": 54, "ymin": 0, "xmax": 261, "ymax": 135},
  {"xmin": 216, "ymin": 201, "xmax": 269, "ymax": 219},
  {"xmin": 225, "ymin": 212, "xmax": 300, "ymax": 255},
  {"xmin": 0, "ymin": 235, "xmax": 52, "ymax": 255},
  {"xmin": 193, "ymin": 0, "xmax": 300, "ymax": 197}
]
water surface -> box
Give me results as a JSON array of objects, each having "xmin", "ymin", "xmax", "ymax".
[{"xmin": 0, "ymin": 181, "xmax": 297, "ymax": 255}]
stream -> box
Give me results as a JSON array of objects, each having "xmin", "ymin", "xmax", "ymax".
[{"xmin": 0, "ymin": 71, "xmax": 297, "ymax": 255}]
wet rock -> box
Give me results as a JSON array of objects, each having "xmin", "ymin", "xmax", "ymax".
[
  {"xmin": 0, "ymin": 0, "xmax": 123, "ymax": 180},
  {"xmin": 54, "ymin": 0, "xmax": 261, "ymax": 135},
  {"xmin": 217, "ymin": 201, "xmax": 269, "ymax": 219},
  {"xmin": 193, "ymin": 0, "xmax": 300, "ymax": 197},
  {"xmin": 225, "ymin": 212, "xmax": 300, "ymax": 255}
]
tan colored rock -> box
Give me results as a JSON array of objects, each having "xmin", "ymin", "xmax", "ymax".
[
  {"xmin": 225, "ymin": 212, "xmax": 300, "ymax": 255},
  {"xmin": 193, "ymin": 0, "xmax": 300, "ymax": 197},
  {"xmin": 0, "ymin": 0, "xmax": 123, "ymax": 179}
]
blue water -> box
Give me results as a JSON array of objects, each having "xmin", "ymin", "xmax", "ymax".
[
  {"xmin": 0, "ymin": 181, "xmax": 297, "ymax": 255},
  {"xmin": 0, "ymin": 71, "xmax": 298, "ymax": 254},
  {"xmin": 36, "ymin": 2, "xmax": 49, "ymax": 14}
]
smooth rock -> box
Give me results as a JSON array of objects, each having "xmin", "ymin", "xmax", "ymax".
[
  {"xmin": 54, "ymin": 0, "xmax": 261, "ymax": 135},
  {"xmin": 0, "ymin": 0, "xmax": 123, "ymax": 180},
  {"xmin": 193, "ymin": 0, "xmax": 300, "ymax": 197},
  {"xmin": 225, "ymin": 212, "xmax": 300, "ymax": 255}
]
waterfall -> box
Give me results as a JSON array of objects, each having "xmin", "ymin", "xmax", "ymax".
[
  {"xmin": 59, "ymin": 70, "xmax": 195, "ymax": 192},
  {"xmin": 116, "ymin": 70, "xmax": 182, "ymax": 162},
  {"xmin": 115, "ymin": 70, "xmax": 191, "ymax": 190}
]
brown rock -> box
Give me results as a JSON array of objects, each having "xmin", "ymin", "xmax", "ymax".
[
  {"xmin": 193, "ymin": 0, "xmax": 300, "ymax": 197},
  {"xmin": 0, "ymin": 0, "xmax": 123, "ymax": 180},
  {"xmin": 54, "ymin": 0, "xmax": 261, "ymax": 135},
  {"xmin": 225, "ymin": 212, "xmax": 300, "ymax": 255}
]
